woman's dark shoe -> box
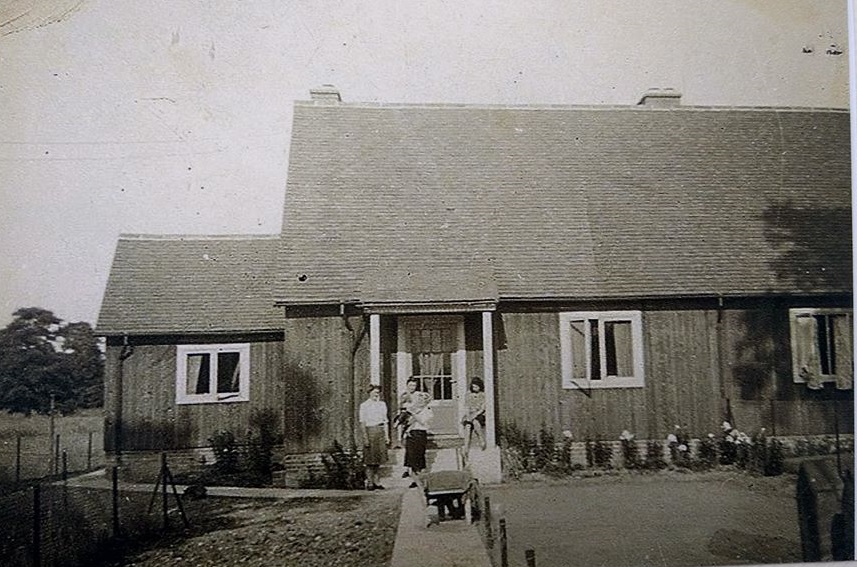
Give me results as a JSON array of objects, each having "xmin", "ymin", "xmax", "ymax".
[
  {"xmin": 402, "ymin": 471, "xmax": 410, "ymax": 478},
  {"xmin": 373, "ymin": 484, "xmax": 385, "ymax": 490},
  {"xmin": 409, "ymin": 482, "xmax": 418, "ymax": 489}
]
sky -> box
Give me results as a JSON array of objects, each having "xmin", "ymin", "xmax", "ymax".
[{"xmin": 0, "ymin": 0, "xmax": 851, "ymax": 329}]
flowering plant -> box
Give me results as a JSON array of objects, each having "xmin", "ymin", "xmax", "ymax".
[
  {"xmin": 697, "ymin": 433, "xmax": 718, "ymax": 469},
  {"xmin": 667, "ymin": 425, "xmax": 691, "ymax": 468},
  {"xmin": 718, "ymin": 421, "xmax": 752, "ymax": 466},
  {"xmin": 619, "ymin": 430, "xmax": 642, "ymax": 469}
]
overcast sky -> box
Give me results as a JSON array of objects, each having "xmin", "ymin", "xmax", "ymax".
[{"xmin": 0, "ymin": 0, "xmax": 851, "ymax": 328}]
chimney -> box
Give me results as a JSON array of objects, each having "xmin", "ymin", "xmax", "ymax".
[
  {"xmin": 637, "ymin": 88, "xmax": 682, "ymax": 108},
  {"xmin": 309, "ymin": 84, "xmax": 342, "ymax": 103}
]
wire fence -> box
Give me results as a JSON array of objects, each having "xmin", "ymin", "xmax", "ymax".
[
  {"xmin": 0, "ymin": 431, "xmax": 104, "ymax": 486},
  {"xmin": 0, "ymin": 463, "xmax": 187, "ymax": 567}
]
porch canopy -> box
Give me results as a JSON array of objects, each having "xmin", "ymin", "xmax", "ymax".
[{"xmin": 359, "ymin": 265, "xmax": 498, "ymax": 314}]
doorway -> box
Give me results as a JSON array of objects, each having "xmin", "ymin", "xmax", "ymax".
[{"xmin": 396, "ymin": 316, "xmax": 466, "ymax": 437}]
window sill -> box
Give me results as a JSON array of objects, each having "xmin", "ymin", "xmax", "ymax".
[
  {"xmin": 176, "ymin": 396, "xmax": 249, "ymax": 405},
  {"xmin": 563, "ymin": 379, "xmax": 645, "ymax": 390}
]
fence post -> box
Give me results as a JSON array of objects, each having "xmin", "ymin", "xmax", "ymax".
[
  {"xmin": 54, "ymin": 434, "xmax": 60, "ymax": 476},
  {"xmin": 87, "ymin": 432, "xmax": 93, "ymax": 471},
  {"xmin": 161, "ymin": 452, "xmax": 169, "ymax": 531},
  {"xmin": 484, "ymin": 495, "xmax": 493, "ymax": 548},
  {"xmin": 500, "ymin": 517, "xmax": 508, "ymax": 567},
  {"xmin": 112, "ymin": 466, "xmax": 120, "ymax": 538},
  {"xmin": 33, "ymin": 484, "xmax": 41, "ymax": 567},
  {"xmin": 62, "ymin": 450, "xmax": 68, "ymax": 482},
  {"xmin": 525, "ymin": 547, "xmax": 536, "ymax": 567},
  {"xmin": 16, "ymin": 435, "xmax": 21, "ymax": 483}
]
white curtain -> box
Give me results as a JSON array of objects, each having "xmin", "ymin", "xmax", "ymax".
[
  {"xmin": 186, "ymin": 354, "xmax": 208, "ymax": 394},
  {"xmin": 833, "ymin": 315, "xmax": 853, "ymax": 390},
  {"xmin": 794, "ymin": 315, "xmax": 822, "ymax": 390}
]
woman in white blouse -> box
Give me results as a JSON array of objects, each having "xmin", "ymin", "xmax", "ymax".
[{"xmin": 358, "ymin": 385, "xmax": 390, "ymax": 490}]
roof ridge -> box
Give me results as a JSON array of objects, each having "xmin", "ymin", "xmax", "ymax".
[
  {"xmin": 295, "ymin": 100, "xmax": 849, "ymax": 113},
  {"xmin": 119, "ymin": 233, "xmax": 280, "ymax": 241}
]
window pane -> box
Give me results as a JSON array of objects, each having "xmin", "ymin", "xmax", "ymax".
[
  {"xmin": 569, "ymin": 320, "xmax": 587, "ymax": 380},
  {"xmin": 589, "ymin": 319, "xmax": 601, "ymax": 380},
  {"xmin": 187, "ymin": 354, "xmax": 210, "ymax": 394},
  {"xmin": 605, "ymin": 321, "xmax": 634, "ymax": 377},
  {"xmin": 217, "ymin": 352, "xmax": 241, "ymax": 393}
]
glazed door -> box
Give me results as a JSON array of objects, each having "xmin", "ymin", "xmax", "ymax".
[{"xmin": 397, "ymin": 316, "xmax": 465, "ymax": 437}]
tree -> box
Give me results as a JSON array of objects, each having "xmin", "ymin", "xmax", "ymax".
[{"xmin": 0, "ymin": 307, "xmax": 104, "ymax": 415}]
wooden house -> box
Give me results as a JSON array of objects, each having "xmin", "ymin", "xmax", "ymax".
[{"xmin": 97, "ymin": 87, "xmax": 852, "ymax": 482}]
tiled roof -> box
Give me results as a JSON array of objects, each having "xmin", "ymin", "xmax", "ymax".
[
  {"xmin": 97, "ymin": 235, "xmax": 282, "ymax": 335},
  {"xmin": 277, "ymin": 101, "xmax": 851, "ymax": 304}
]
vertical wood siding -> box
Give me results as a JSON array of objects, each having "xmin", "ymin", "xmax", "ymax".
[
  {"xmin": 282, "ymin": 316, "xmax": 366, "ymax": 453},
  {"xmin": 107, "ymin": 340, "xmax": 285, "ymax": 451},
  {"xmin": 492, "ymin": 307, "xmax": 853, "ymax": 443},
  {"xmin": 721, "ymin": 308, "xmax": 853, "ymax": 435}
]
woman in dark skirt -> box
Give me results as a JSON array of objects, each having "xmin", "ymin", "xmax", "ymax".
[
  {"xmin": 358, "ymin": 385, "xmax": 389, "ymax": 490},
  {"xmin": 403, "ymin": 390, "xmax": 433, "ymax": 487}
]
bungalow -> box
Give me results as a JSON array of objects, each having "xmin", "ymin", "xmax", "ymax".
[{"xmin": 97, "ymin": 87, "xmax": 853, "ymax": 482}]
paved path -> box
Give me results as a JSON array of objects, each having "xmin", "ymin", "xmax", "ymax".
[{"xmin": 389, "ymin": 484, "xmax": 492, "ymax": 567}]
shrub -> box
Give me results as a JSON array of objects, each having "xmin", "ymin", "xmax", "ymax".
[
  {"xmin": 208, "ymin": 430, "xmax": 240, "ymax": 474},
  {"xmin": 244, "ymin": 408, "xmax": 281, "ymax": 481},
  {"xmin": 500, "ymin": 421, "xmax": 539, "ymax": 473},
  {"xmin": 619, "ymin": 430, "xmax": 642, "ymax": 470},
  {"xmin": 321, "ymin": 440, "xmax": 365, "ymax": 489},
  {"xmin": 645, "ymin": 441, "xmax": 667, "ymax": 470},
  {"xmin": 585, "ymin": 439, "xmax": 613, "ymax": 469},
  {"xmin": 697, "ymin": 433, "xmax": 719, "ymax": 469},
  {"xmin": 535, "ymin": 426, "xmax": 556, "ymax": 470},
  {"xmin": 764, "ymin": 438, "xmax": 784, "ymax": 476},
  {"xmin": 667, "ymin": 425, "xmax": 691, "ymax": 468}
]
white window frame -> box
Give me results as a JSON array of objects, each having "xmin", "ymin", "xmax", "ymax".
[
  {"xmin": 789, "ymin": 308, "xmax": 853, "ymax": 385},
  {"xmin": 176, "ymin": 343, "xmax": 250, "ymax": 404},
  {"xmin": 560, "ymin": 311, "xmax": 645, "ymax": 389}
]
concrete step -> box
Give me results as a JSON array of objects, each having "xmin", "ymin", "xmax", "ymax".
[{"xmin": 380, "ymin": 447, "xmax": 463, "ymax": 488}]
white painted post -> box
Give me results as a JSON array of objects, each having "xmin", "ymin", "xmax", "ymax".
[
  {"xmin": 370, "ymin": 314, "xmax": 381, "ymax": 386},
  {"xmin": 482, "ymin": 311, "xmax": 496, "ymax": 448}
]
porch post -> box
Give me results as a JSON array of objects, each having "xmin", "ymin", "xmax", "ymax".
[
  {"xmin": 482, "ymin": 311, "xmax": 496, "ymax": 448},
  {"xmin": 369, "ymin": 314, "xmax": 381, "ymax": 386}
]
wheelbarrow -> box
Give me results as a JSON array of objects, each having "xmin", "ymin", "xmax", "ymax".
[{"xmin": 421, "ymin": 469, "xmax": 480, "ymax": 526}]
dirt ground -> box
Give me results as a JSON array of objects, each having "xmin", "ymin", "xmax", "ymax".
[
  {"xmin": 98, "ymin": 491, "xmax": 401, "ymax": 567},
  {"xmin": 484, "ymin": 470, "xmax": 802, "ymax": 567}
]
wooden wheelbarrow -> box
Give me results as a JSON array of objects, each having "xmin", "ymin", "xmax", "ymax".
[{"xmin": 421, "ymin": 469, "xmax": 481, "ymax": 527}]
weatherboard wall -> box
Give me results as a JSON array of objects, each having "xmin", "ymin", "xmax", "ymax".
[
  {"xmin": 103, "ymin": 335, "xmax": 285, "ymax": 454},
  {"xmin": 494, "ymin": 302, "xmax": 853, "ymax": 443}
]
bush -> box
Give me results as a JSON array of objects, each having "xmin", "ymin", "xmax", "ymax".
[
  {"xmin": 667, "ymin": 426, "xmax": 691, "ymax": 468},
  {"xmin": 244, "ymin": 408, "xmax": 281, "ymax": 482},
  {"xmin": 209, "ymin": 430, "xmax": 240, "ymax": 474},
  {"xmin": 645, "ymin": 441, "xmax": 667, "ymax": 470},
  {"xmin": 585, "ymin": 439, "xmax": 613, "ymax": 469},
  {"xmin": 619, "ymin": 430, "xmax": 642, "ymax": 470},
  {"xmin": 764, "ymin": 438, "xmax": 784, "ymax": 476},
  {"xmin": 697, "ymin": 434, "xmax": 719, "ymax": 469},
  {"xmin": 321, "ymin": 440, "xmax": 365, "ymax": 490}
]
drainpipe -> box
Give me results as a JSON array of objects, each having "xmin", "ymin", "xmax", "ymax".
[
  {"xmin": 341, "ymin": 304, "xmax": 367, "ymax": 452},
  {"xmin": 113, "ymin": 335, "xmax": 134, "ymax": 466},
  {"xmin": 716, "ymin": 296, "xmax": 734, "ymax": 427}
]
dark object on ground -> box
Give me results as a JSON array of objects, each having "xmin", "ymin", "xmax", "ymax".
[{"xmin": 183, "ymin": 484, "xmax": 207, "ymax": 500}]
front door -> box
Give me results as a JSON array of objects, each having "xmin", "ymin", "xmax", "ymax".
[{"xmin": 397, "ymin": 316, "xmax": 465, "ymax": 437}]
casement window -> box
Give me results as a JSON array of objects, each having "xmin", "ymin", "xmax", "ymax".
[
  {"xmin": 560, "ymin": 311, "xmax": 645, "ymax": 389},
  {"xmin": 176, "ymin": 343, "xmax": 250, "ymax": 404},
  {"xmin": 789, "ymin": 308, "xmax": 853, "ymax": 390}
]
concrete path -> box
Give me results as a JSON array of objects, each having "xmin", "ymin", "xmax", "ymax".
[{"xmin": 389, "ymin": 484, "xmax": 492, "ymax": 567}]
